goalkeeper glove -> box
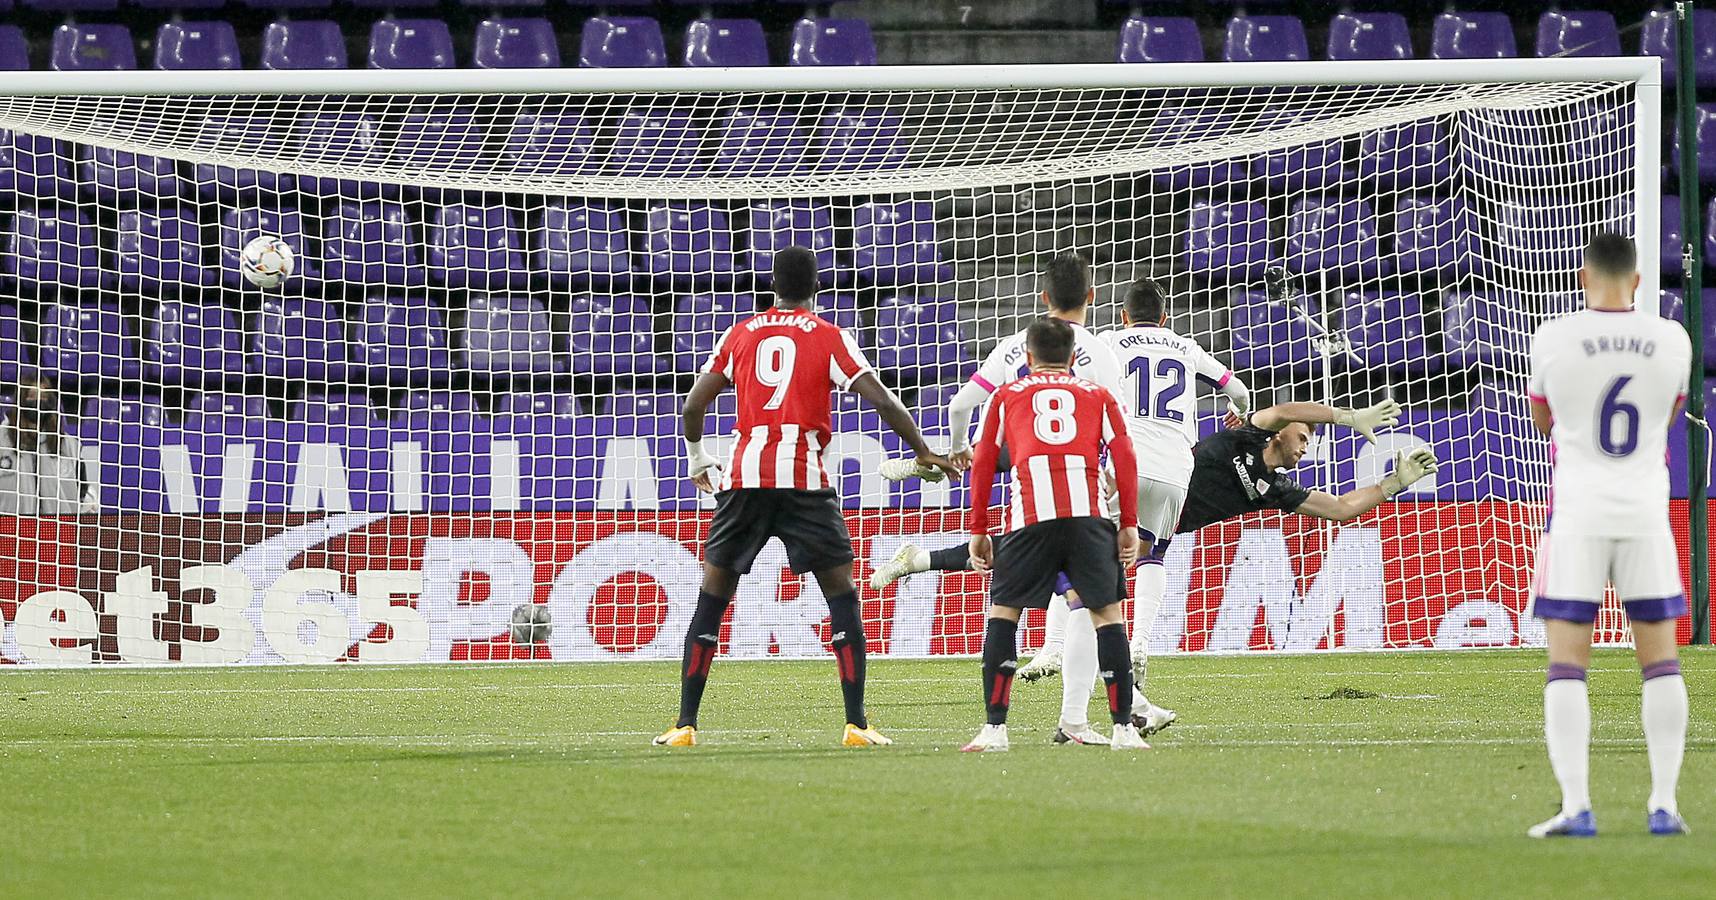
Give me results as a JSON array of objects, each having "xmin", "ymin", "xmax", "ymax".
[
  {"xmin": 1380, "ymin": 447, "xmax": 1439, "ymax": 498},
  {"xmin": 1335, "ymin": 399, "xmax": 1402, "ymax": 443}
]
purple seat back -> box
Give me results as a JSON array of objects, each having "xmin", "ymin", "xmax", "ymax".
[
  {"xmin": 194, "ymin": 116, "xmax": 294, "ymax": 198},
  {"xmin": 1228, "ymin": 290, "xmax": 1317, "ymax": 372},
  {"xmin": 1441, "ymin": 291, "xmax": 1510, "ymax": 369},
  {"xmin": 1678, "ymin": 104, "xmax": 1716, "ymax": 184},
  {"xmin": 463, "ymin": 294, "xmax": 562, "ymax": 375},
  {"xmin": 790, "ymin": 18, "xmax": 876, "ymax": 66},
  {"xmin": 1343, "ymin": 292, "xmax": 1427, "ymax": 371},
  {"xmin": 685, "ymin": 19, "xmax": 769, "ymax": 67},
  {"xmin": 354, "ymin": 297, "xmax": 450, "ymax": 386},
  {"xmin": 369, "ymin": 19, "xmax": 456, "ymax": 69},
  {"xmin": 291, "ymin": 393, "xmax": 372, "ymax": 426},
  {"xmin": 155, "ymin": 22, "xmax": 241, "ymax": 70},
  {"xmin": 1223, "ymin": 16, "xmax": 1308, "ymax": 62},
  {"xmin": 1395, "ymin": 197, "xmax": 1466, "ymax": 275},
  {"xmin": 612, "ymin": 107, "xmax": 698, "ymax": 177},
  {"xmin": 570, "ymin": 295, "xmax": 657, "ymax": 378},
  {"xmin": 78, "ymin": 144, "xmax": 182, "ymax": 201},
  {"xmin": 1661, "ymin": 196, "xmax": 1684, "ymax": 278},
  {"xmin": 117, "ymin": 207, "xmax": 210, "ymax": 289},
  {"xmin": 874, "ymin": 298, "xmax": 970, "ymax": 384},
  {"xmin": 5, "ymin": 209, "xmax": 106, "ymax": 288},
  {"xmin": 1707, "ymin": 198, "xmax": 1716, "ymax": 262},
  {"xmin": 579, "ymin": 16, "xmax": 667, "ymax": 68},
  {"xmin": 51, "ymin": 24, "xmax": 136, "ymax": 71},
  {"xmin": 536, "ymin": 201, "xmax": 632, "ymax": 284},
  {"xmin": 429, "ymin": 205, "xmax": 525, "ymax": 288},
  {"xmin": 1326, "ymin": 12, "xmax": 1411, "ymax": 61},
  {"xmin": 1185, "ymin": 200, "xmax": 1271, "ymax": 280},
  {"xmin": 854, "ymin": 200, "xmax": 950, "ymax": 286},
  {"xmin": 1493, "ymin": 201, "xmax": 1586, "ymax": 275},
  {"xmin": 40, "ymin": 304, "xmax": 134, "ymax": 381},
  {"xmin": 395, "ymin": 107, "xmax": 482, "ymax": 169},
  {"xmin": 0, "ymin": 26, "xmax": 29, "ymax": 71},
  {"xmin": 605, "ymin": 392, "xmax": 681, "ymax": 439},
  {"xmin": 184, "ymin": 394, "xmax": 270, "ymax": 435},
  {"xmin": 84, "ymin": 397, "xmax": 165, "ymax": 427},
  {"xmin": 1536, "ymin": 11, "xmax": 1621, "ymax": 58},
  {"xmin": 1431, "ymin": 13, "xmax": 1517, "ymax": 59},
  {"xmin": 814, "ymin": 109, "xmax": 905, "ymax": 174},
  {"xmin": 503, "ymin": 114, "xmax": 596, "ymax": 176},
  {"xmin": 1253, "ymin": 112, "xmax": 1346, "ymax": 188},
  {"xmin": 473, "ymin": 18, "xmax": 561, "ymax": 69},
  {"xmin": 148, "ymin": 300, "xmax": 245, "ymax": 384},
  {"xmin": 644, "ymin": 203, "xmax": 736, "ymax": 288},
  {"xmin": 713, "ymin": 109, "xmax": 809, "ymax": 177},
  {"xmin": 1358, "ymin": 121, "xmax": 1451, "ymax": 187},
  {"xmin": 239, "ymin": 0, "xmax": 333, "ymax": 10},
  {"xmin": 1118, "ymin": 17, "xmax": 1203, "ymax": 63},
  {"xmin": 1286, "ymin": 198, "xmax": 1382, "ymax": 278},
  {"xmin": 1642, "ymin": 9, "xmax": 1716, "ymax": 89},
  {"xmin": 296, "ymin": 112, "xmax": 383, "ymax": 195},
  {"xmin": 24, "ymin": 0, "xmax": 117, "ymax": 8},
  {"xmin": 261, "ymin": 21, "xmax": 349, "ymax": 70},
  {"xmin": 221, "ymin": 207, "xmax": 317, "ymax": 287},
  {"xmin": 0, "ymin": 130, "xmax": 68, "ymax": 196},
  {"xmin": 252, "ymin": 296, "xmax": 347, "ymax": 381},
  {"xmin": 749, "ymin": 202, "xmax": 837, "ymax": 285},
  {"xmin": 672, "ymin": 294, "xmax": 754, "ymax": 373},
  {"xmin": 324, "ymin": 201, "xmax": 425, "ymax": 286}
]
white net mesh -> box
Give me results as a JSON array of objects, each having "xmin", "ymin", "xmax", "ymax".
[{"xmin": 0, "ymin": 70, "xmax": 1656, "ymax": 664}]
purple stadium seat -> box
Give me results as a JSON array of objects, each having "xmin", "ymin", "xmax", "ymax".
[
  {"xmin": 464, "ymin": 294, "xmax": 563, "ymax": 376},
  {"xmin": 819, "ymin": 294, "xmax": 861, "ymax": 333},
  {"xmin": 83, "ymin": 397, "xmax": 166, "ymax": 428},
  {"xmin": 5, "ymin": 209, "xmax": 106, "ymax": 289},
  {"xmin": 1117, "ymin": 17, "xmax": 1203, "ymax": 63},
  {"xmin": 570, "ymin": 295, "xmax": 658, "ymax": 378},
  {"xmin": 1643, "ymin": 8, "xmax": 1716, "ymax": 89},
  {"xmin": 39, "ymin": 304, "xmax": 137, "ymax": 382},
  {"xmin": 52, "ymin": 24, "xmax": 136, "ymax": 71},
  {"xmin": 685, "ymin": 19, "xmax": 769, "ymax": 67},
  {"xmin": 749, "ymin": 202, "xmax": 839, "ymax": 286},
  {"xmin": 116, "ymin": 208, "xmax": 211, "ymax": 290},
  {"xmin": 349, "ymin": 0, "xmax": 436, "ymax": 7},
  {"xmin": 536, "ymin": 201, "xmax": 632, "ymax": 286},
  {"xmin": 854, "ymin": 200, "xmax": 951, "ymax": 286},
  {"xmin": 261, "ymin": 21, "xmax": 349, "ymax": 70},
  {"xmin": 473, "ymin": 18, "xmax": 560, "ymax": 69},
  {"xmin": 1442, "ymin": 291, "xmax": 1512, "ymax": 370},
  {"xmin": 296, "ymin": 112, "xmax": 383, "ymax": 196},
  {"xmin": 1343, "ymin": 292, "xmax": 1428, "ymax": 373},
  {"xmin": 1223, "ymin": 16, "xmax": 1308, "ymax": 63},
  {"xmin": 643, "ymin": 203, "xmax": 737, "ymax": 289},
  {"xmin": 874, "ymin": 297, "xmax": 972, "ymax": 385},
  {"xmin": 579, "ymin": 17, "xmax": 667, "ymax": 68},
  {"xmin": 1326, "ymin": 12, "xmax": 1411, "ymax": 61},
  {"xmin": 220, "ymin": 207, "xmax": 318, "ymax": 288},
  {"xmin": 1229, "ymin": 290, "xmax": 1317, "ymax": 373},
  {"xmin": 672, "ymin": 294, "xmax": 755, "ymax": 374},
  {"xmin": 1494, "ymin": 200, "xmax": 1586, "ymax": 279},
  {"xmin": 428, "ymin": 205, "xmax": 525, "ymax": 288},
  {"xmin": 290, "ymin": 393, "xmax": 372, "ymax": 426},
  {"xmin": 1254, "ymin": 112, "xmax": 1346, "ymax": 188},
  {"xmin": 0, "ymin": 307, "xmax": 25, "ymax": 384},
  {"xmin": 1537, "ymin": 11, "xmax": 1620, "ymax": 58},
  {"xmin": 1662, "ymin": 196, "xmax": 1684, "ymax": 278},
  {"xmin": 604, "ymin": 392, "xmax": 680, "ymax": 439},
  {"xmin": 1148, "ymin": 106, "xmax": 1246, "ymax": 189},
  {"xmin": 1460, "ymin": 113, "xmax": 1555, "ymax": 183},
  {"xmin": 396, "ymin": 107, "xmax": 482, "ymax": 172},
  {"xmin": 194, "ymin": 116, "xmax": 294, "ymax": 199},
  {"xmin": 1286, "ymin": 198, "xmax": 1383, "ymax": 279},
  {"xmin": 1395, "ymin": 197, "xmax": 1467, "ymax": 276},
  {"xmin": 1431, "ymin": 13, "xmax": 1518, "ymax": 59},
  {"xmin": 353, "ymin": 297, "xmax": 450, "ymax": 386},
  {"xmin": 1185, "ymin": 200, "xmax": 1271, "ymax": 280},
  {"xmin": 814, "ymin": 109, "xmax": 906, "ymax": 174},
  {"xmin": 0, "ymin": 131, "xmax": 71, "ymax": 198},
  {"xmin": 790, "ymin": 18, "xmax": 876, "ymax": 66},
  {"xmin": 147, "ymin": 301, "xmax": 245, "ymax": 385},
  {"xmin": 1707, "ymin": 198, "xmax": 1716, "ymax": 263},
  {"xmin": 503, "ymin": 113, "xmax": 596, "ymax": 176},
  {"xmin": 914, "ymin": 382, "xmax": 961, "ymax": 431},
  {"xmin": 78, "ymin": 144, "xmax": 182, "ymax": 202},
  {"xmin": 497, "ymin": 394, "xmax": 580, "ymax": 420},
  {"xmin": 713, "ymin": 109, "xmax": 809, "ymax": 177},
  {"xmin": 1358, "ymin": 121, "xmax": 1451, "ymax": 187},
  {"xmin": 323, "ymin": 201, "xmax": 425, "ymax": 287},
  {"xmin": 612, "ymin": 107, "xmax": 698, "ymax": 177},
  {"xmin": 0, "ymin": 26, "xmax": 28, "ymax": 71},
  {"xmin": 184, "ymin": 394, "xmax": 270, "ymax": 437},
  {"xmin": 155, "ymin": 22, "xmax": 241, "ymax": 70},
  {"xmin": 251, "ymin": 297, "xmax": 346, "ymax": 381},
  {"xmin": 239, "ymin": 0, "xmax": 332, "ymax": 10},
  {"xmin": 369, "ymin": 19, "xmax": 456, "ymax": 69},
  {"xmin": 26, "ymin": 0, "xmax": 117, "ymax": 12},
  {"xmin": 1676, "ymin": 105, "xmax": 1716, "ymax": 184}
]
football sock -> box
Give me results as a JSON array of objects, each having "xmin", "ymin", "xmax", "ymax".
[
  {"xmin": 929, "ymin": 545, "xmax": 972, "ymax": 572},
  {"xmin": 1095, "ymin": 623, "xmax": 1134, "ymax": 726},
  {"xmin": 1641, "ymin": 658, "xmax": 1686, "ymax": 815},
  {"xmin": 1544, "ymin": 664, "xmax": 1591, "ymax": 814},
  {"xmin": 981, "ymin": 617, "xmax": 1019, "ymax": 726},
  {"xmin": 827, "ymin": 590, "xmax": 869, "ymax": 729},
  {"xmin": 676, "ymin": 590, "xmax": 732, "ymax": 728},
  {"xmin": 1040, "ymin": 593, "xmax": 1070, "ymax": 655},
  {"xmin": 1059, "ymin": 607, "xmax": 1098, "ymax": 727}
]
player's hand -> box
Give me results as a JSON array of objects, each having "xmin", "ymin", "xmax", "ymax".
[
  {"xmin": 1336, "ymin": 399, "xmax": 1402, "ymax": 443},
  {"xmin": 948, "ymin": 449, "xmax": 973, "ymax": 471},
  {"xmin": 79, "ymin": 500, "xmax": 100, "ymax": 515},
  {"xmin": 688, "ymin": 455, "xmax": 722, "ymax": 494},
  {"xmin": 1117, "ymin": 526, "xmax": 1140, "ymax": 568},
  {"xmin": 968, "ymin": 534, "xmax": 994, "ymax": 572},
  {"xmin": 1101, "ymin": 468, "xmax": 1118, "ymax": 501},
  {"xmin": 1224, "ymin": 402, "xmax": 1248, "ymax": 430},
  {"xmin": 1381, "ymin": 447, "xmax": 1439, "ymax": 498},
  {"xmin": 916, "ymin": 451, "xmax": 962, "ymax": 481}
]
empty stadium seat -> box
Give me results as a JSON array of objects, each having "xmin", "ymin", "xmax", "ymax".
[
  {"xmin": 5, "ymin": 209, "xmax": 107, "ymax": 288},
  {"xmin": 0, "ymin": 26, "xmax": 28, "ymax": 70},
  {"xmin": 52, "ymin": 24, "xmax": 136, "ymax": 71},
  {"xmin": 818, "ymin": 293, "xmax": 862, "ymax": 333},
  {"xmin": 612, "ymin": 107, "xmax": 698, "ymax": 177},
  {"xmin": 1675, "ymin": 105, "xmax": 1716, "ymax": 184},
  {"xmin": 396, "ymin": 107, "xmax": 482, "ymax": 170},
  {"xmin": 147, "ymin": 300, "xmax": 245, "ymax": 385},
  {"xmin": 473, "ymin": 18, "xmax": 560, "ymax": 69},
  {"xmin": 1223, "ymin": 15, "xmax": 1307, "ymax": 63},
  {"xmin": 78, "ymin": 145, "xmax": 183, "ymax": 202},
  {"xmin": 1228, "ymin": 290, "xmax": 1317, "ymax": 372},
  {"xmin": 1536, "ymin": 10, "xmax": 1621, "ymax": 58},
  {"xmin": 1431, "ymin": 13, "xmax": 1517, "ymax": 59},
  {"xmin": 503, "ymin": 113, "xmax": 596, "ymax": 175},
  {"xmin": 1117, "ymin": 17, "xmax": 1203, "ymax": 63},
  {"xmin": 713, "ymin": 109, "xmax": 810, "ymax": 177},
  {"xmin": 1185, "ymin": 200, "xmax": 1271, "ymax": 280},
  {"xmin": 685, "ymin": 19, "xmax": 769, "ymax": 67},
  {"xmin": 183, "ymin": 394, "xmax": 270, "ymax": 437},
  {"xmin": 116, "ymin": 207, "xmax": 210, "ymax": 290},
  {"xmin": 1148, "ymin": 106, "xmax": 1246, "ymax": 189},
  {"xmin": 1254, "ymin": 113, "xmax": 1346, "ymax": 188},
  {"xmin": 672, "ymin": 294, "xmax": 754, "ymax": 373},
  {"xmin": 462, "ymin": 294, "xmax": 563, "ymax": 376},
  {"xmin": 1661, "ymin": 196, "xmax": 1684, "ymax": 279},
  {"xmin": 579, "ymin": 16, "xmax": 667, "ymax": 68},
  {"xmin": 26, "ymin": 0, "xmax": 116, "ymax": 12},
  {"xmin": 1343, "ymin": 292, "xmax": 1428, "ymax": 373},
  {"xmin": 0, "ymin": 131, "xmax": 71, "ymax": 198},
  {"xmin": 1707, "ymin": 198, "xmax": 1716, "ymax": 263},
  {"xmin": 39, "ymin": 304, "xmax": 138, "ymax": 381},
  {"xmin": 1286, "ymin": 198, "xmax": 1383, "ymax": 279},
  {"xmin": 220, "ymin": 207, "xmax": 318, "ymax": 287},
  {"xmin": 536, "ymin": 201, "xmax": 632, "ymax": 286},
  {"xmin": 296, "ymin": 113, "xmax": 383, "ymax": 195},
  {"xmin": 1659, "ymin": 289, "xmax": 1685, "ymax": 323},
  {"xmin": 251, "ymin": 296, "xmax": 347, "ymax": 381},
  {"xmin": 82, "ymin": 397, "xmax": 166, "ymax": 428},
  {"xmin": 855, "ymin": 201, "xmax": 952, "ymax": 286},
  {"xmin": 749, "ymin": 202, "xmax": 839, "ymax": 286},
  {"xmin": 369, "ymin": 19, "xmax": 456, "ymax": 69},
  {"xmin": 814, "ymin": 109, "xmax": 905, "ymax": 173},
  {"xmin": 570, "ymin": 295, "xmax": 658, "ymax": 378},
  {"xmin": 1493, "ymin": 201, "xmax": 1586, "ymax": 276},
  {"xmin": 323, "ymin": 201, "xmax": 425, "ymax": 286},
  {"xmin": 353, "ymin": 297, "xmax": 450, "ymax": 386},
  {"xmin": 644, "ymin": 203, "xmax": 737, "ymax": 288},
  {"xmin": 790, "ymin": 18, "xmax": 877, "ymax": 66},
  {"xmin": 1326, "ymin": 12, "xmax": 1411, "ymax": 61},
  {"xmin": 496, "ymin": 394, "xmax": 580, "ymax": 421},
  {"xmin": 155, "ymin": 22, "xmax": 241, "ymax": 70},
  {"xmin": 1358, "ymin": 121, "xmax": 1451, "ymax": 187},
  {"xmin": 603, "ymin": 392, "xmax": 681, "ymax": 439},
  {"xmin": 428, "ymin": 205, "xmax": 526, "ymax": 288},
  {"xmin": 874, "ymin": 297, "xmax": 971, "ymax": 385},
  {"xmin": 1442, "ymin": 291, "xmax": 1507, "ymax": 370},
  {"xmin": 1394, "ymin": 197, "xmax": 1465, "ymax": 276},
  {"xmin": 133, "ymin": 0, "xmax": 228, "ymax": 9},
  {"xmin": 194, "ymin": 116, "xmax": 294, "ymax": 199},
  {"xmin": 1642, "ymin": 8, "xmax": 1716, "ymax": 89},
  {"xmin": 290, "ymin": 393, "xmax": 372, "ymax": 426},
  {"xmin": 261, "ymin": 20, "xmax": 349, "ymax": 70},
  {"xmin": 349, "ymin": 0, "xmax": 437, "ymax": 8}
]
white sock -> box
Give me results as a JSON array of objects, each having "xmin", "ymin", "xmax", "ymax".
[
  {"xmin": 1544, "ymin": 678, "xmax": 1592, "ymax": 815},
  {"xmin": 1059, "ymin": 608, "xmax": 1097, "ymax": 727},
  {"xmin": 906, "ymin": 546, "xmax": 930, "ymax": 573},
  {"xmin": 1040, "ymin": 593, "xmax": 1069, "ymax": 654},
  {"xmin": 1642, "ymin": 671, "xmax": 1687, "ymax": 815},
  {"xmin": 1132, "ymin": 562, "xmax": 1165, "ymax": 694}
]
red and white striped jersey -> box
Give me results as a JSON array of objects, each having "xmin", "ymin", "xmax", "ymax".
[
  {"xmin": 703, "ymin": 306, "xmax": 873, "ymax": 491},
  {"xmin": 968, "ymin": 371, "xmax": 1139, "ymax": 534}
]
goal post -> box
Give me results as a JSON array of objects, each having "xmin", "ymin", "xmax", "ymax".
[{"xmin": 0, "ymin": 57, "xmax": 1677, "ymax": 666}]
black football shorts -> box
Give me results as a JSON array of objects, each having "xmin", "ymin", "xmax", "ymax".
[{"xmin": 704, "ymin": 488, "xmax": 855, "ymax": 575}]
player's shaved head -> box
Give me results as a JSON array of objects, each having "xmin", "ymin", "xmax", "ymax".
[
  {"xmin": 1042, "ymin": 251, "xmax": 1092, "ymax": 313},
  {"xmin": 1125, "ymin": 277, "xmax": 1168, "ymax": 325},
  {"xmin": 1025, "ymin": 317, "xmax": 1075, "ymax": 368},
  {"xmin": 1583, "ymin": 232, "xmax": 1637, "ymax": 279},
  {"xmin": 771, "ymin": 246, "xmax": 819, "ymax": 306}
]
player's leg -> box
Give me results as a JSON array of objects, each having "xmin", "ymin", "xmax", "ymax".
[
  {"xmin": 1062, "ymin": 519, "xmax": 1147, "ymax": 750},
  {"xmin": 868, "ymin": 541, "xmax": 973, "ymax": 590},
  {"xmin": 1525, "ymin": 532, "xmax": 1603, "ymax": 836},
  {"xmin": 1616, "ymin": 534, "xmax": 1691, "ymax": 834},
  {"xmin": 964, "ymin": 603, "xmax": 1022, "ymax": 753},
  {"xmin": 1128, "ymin": 535, "xmax": 1177, "ymax": 735},
  {"xmin": 1016, "ymin": 586, "xmax": 1069, "ymax": 681},
  {"xmin": 964, "ymin": 525, "xmax": 1056, "ymax": 752},
  {"xmin": 1053, "ymin": 594, "xmax": 1107, "ymax": 745}
]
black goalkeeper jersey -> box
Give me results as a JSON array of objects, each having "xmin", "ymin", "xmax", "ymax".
[{"xmin": 1176, "ymin": 423, "xmax": 1312, "ymax": 533}]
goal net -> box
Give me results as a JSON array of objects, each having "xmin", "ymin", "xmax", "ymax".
[{"xmin": 0, "ymin": 60, "xmax": 1669, "ymax": 665}]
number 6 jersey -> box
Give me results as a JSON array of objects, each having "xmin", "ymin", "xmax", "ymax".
[
  {"xmin": 703, "ymin": 306, "xmax": 874, "ymax": 491},
  {"xmin": 1527, "ymin": 308, "xmax": 1690, "ymax": 537}
]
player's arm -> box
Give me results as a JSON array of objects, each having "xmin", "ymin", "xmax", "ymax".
[
  {"xmin": 682, "ymin": 370, "xmax": 730, "ymax": 493},
  {"xmin": 1102, "ymin": 392, "xmax": 1141, "ymax": 567},
  {"xmin": 849, "ymin": 372, "xmax": 958, "ymax": 478},
  {"xmin": 1527, "ymin": 324, "xmax": 1553, "ymax": 436},
  {"xmin": 1191, "ymin": 344, "xmax": 1251, "ymax": 418},
  {"xmin": 1529, "ymin": 398, "xmax": 1553, "ymax": 436},
  {"xmin": 1249, "ymin": 399, "xmax": 1400, "ymax": 442},
  {"xmin": 1293, "ymin": 448, "xmax": 1440, "ymax": 522},
  {"xmin": 966, "ymin": 396, "xmax": 1006, "ymax": 571}
]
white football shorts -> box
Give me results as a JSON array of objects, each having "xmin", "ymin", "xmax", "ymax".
[
  {"xmin": 1135, "ymin": 476, "xmax": 1187, "ymax": 544},
  {"xmin": 1528, "ymin": 530, "xmax": 1686, "ymax": 623}
]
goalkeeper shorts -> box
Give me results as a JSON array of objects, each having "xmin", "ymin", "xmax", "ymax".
[{"xmin": 1528, "ymin": 530, "xmax": 1686, "ymax": 624}]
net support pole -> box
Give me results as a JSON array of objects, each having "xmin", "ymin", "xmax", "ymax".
[{"xmin": 1677, "ymin": 1, "xmax": 1710, "ymax": 644}]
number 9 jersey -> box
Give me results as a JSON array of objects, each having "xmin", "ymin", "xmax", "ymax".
[{"xmin": 703, "ymin": 307, "xmax": 874, "ymax": 491}]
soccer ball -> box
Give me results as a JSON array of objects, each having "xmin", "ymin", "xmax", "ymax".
[
  {"xmin": 239, "ymin": 235, "xmax": 294, "ymax": 289},
  {"xmin": 510, "ymin": 603, "xmax": 553, "ymax": 644}
]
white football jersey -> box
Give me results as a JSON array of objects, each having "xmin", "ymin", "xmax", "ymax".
[
  {"xmin": 1103, "ymin": 325, "xmax": 1234, "ymax": 486},
  {"xmin": 1528, "ymin": 308, "xmax": 1690, "ymax": 537},
  {"xmin": 971, "ymin": 321, "xmax": 1127, "ymax": 408}
]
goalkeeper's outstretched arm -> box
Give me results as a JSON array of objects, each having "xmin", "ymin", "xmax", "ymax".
[
  {"xmin": 1250, "ymin": 399, "xmax": 1401, "ymax": 441},
  {"xmin": 1295, "ymin": 448, "xmax": 1439, "ymax": 522}
]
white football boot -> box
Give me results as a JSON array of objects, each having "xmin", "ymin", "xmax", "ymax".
[
  {"xmin": 1016, "ymin": 646, "xmax": 1062, "ymax": 682},
  {"xmin": 879, "ymin": 457, "xmax": 947, "ymax": 483},
  {"xmin": 868, "ymin": 543, "xmax": 930, "ymax": 591},
  {"xmin": 1110, "ymin": 723, "xmax": 1151, "ymax": 750},
  {"xmin": 1052, "ymin": 722, "xmax": 1111, "ymax": 746},
  {"xmin": 961, "ymin": 724, "xmax": 1010, "ymax": 753}
]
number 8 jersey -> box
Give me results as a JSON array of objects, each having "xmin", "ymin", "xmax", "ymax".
[
  {"xmin": 1528, "ymin": 308, "xmax": 1690, "ymax": 537},
  {"xmin": 703, "ymin": 307, "xmax": 874, "ymax": 491}
]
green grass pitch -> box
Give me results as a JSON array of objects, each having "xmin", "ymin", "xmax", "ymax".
[{"xmin": 3, "ymin": 649, "xmax": 1714, "ymax": 897}]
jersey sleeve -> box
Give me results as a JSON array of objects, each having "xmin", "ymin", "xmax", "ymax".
[
  {"xmin": 1084, "ymin": 339, "xmax": 1130, "ymax": 416},
  {"xmin": 970, "ymin": 335, "xmax": 1017, "ymax": 394},
  {"xmin": 967, "ymin": 392, "xmax": 1008, "ymax": 535},
  {"xmin": 1264, "ymin": 472, "xmax": 1312, "ymax": 513},
  {"xmin": 1526, "ymin": 323, "xmax": 1549, "ymax": 403},
  {"xmin": 1189, "ymin": 341, "xmax": 1233, "ymax": 388},
  {"xmin": 702, "ymin": 324, "xmax": 739, "ymax": 380},
  {"xmin": 828, "ymin": 327, "xmax": 874, "ymax": 390}
]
